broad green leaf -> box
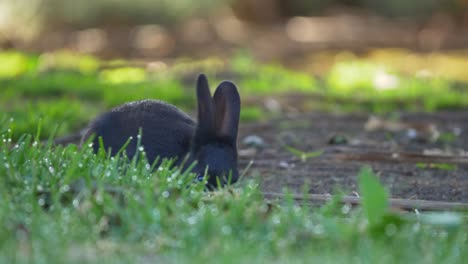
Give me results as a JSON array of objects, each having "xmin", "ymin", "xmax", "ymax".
[{"xmin": 358, "ymin": 166, "xmax": 389, "ymax": 227}]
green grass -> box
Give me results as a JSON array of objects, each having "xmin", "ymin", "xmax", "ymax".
[
  {"xmin": 0, "ymin": 121, "xmax": 467, "ymax": 263},
  {"xmin": 326, "ymin": 60, "xmax": 468, "ymax": 112},
  {"xmin": 0, "ymin": 49, "xmax": 467, "ymax": 262},
  {"xmin": 1, "ymin": 49, "xmax": 468, "ymax": 140}
]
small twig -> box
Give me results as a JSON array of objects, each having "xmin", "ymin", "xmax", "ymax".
[{"xmin": 263, "ymin": 192, "xmax": 468, "ymax": 211}]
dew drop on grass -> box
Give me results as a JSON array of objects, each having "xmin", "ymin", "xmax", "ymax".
[
  {"xmin": 72, "ymin": 199, "xmax": 80, "ymax": 208},
  {"xmin": 38, "ymin": 198, "xmax": 46, "ymax": 206},
  {"xmin": 304, "ymin": 219, "xmax": 314, "ymax": 230},
  {"xmin": 221, "ymin": 225, "xmax": 232, "ymax": 235},
  {"xmin": 272, "ymin": 215, "xmax": 281, "ymax": 225},
  {"xmin": 32, "ymin": 141, "xmax": 38, "ymax": 147},
  {"xmin": 277, "ymin": 239, "xmax": 288, "ymax": 249},
  {"xmin": 48, "ymin": 166, "xmax": 55, "ymax": 174},
  {"xmin": 162, "ymin": 191, "xmax": 170, "ymax": 198},
  {"xmin": 462, "ymin": 232, "xmax": 468, "ymax": 243},
  {"xmin": 132, "ymin": 175, "xmax": 138, "ymax": 181},
  {"xmin": 341, "ymin": 204, "xmax": 351, "ymax": 214},
  {"xmin": 78, "ymin": 163, "xmax": 83, "ymax": 168},
  {"xmin": 60, "ymin": 185, "xmax": 70, "ymax": 193},
  {"xmin": 138, "ymin": 146, "xmax": 144, "ymax": 152},
  {"xmin": 259, "ymin": 204, "xmax": 269, "ymax": 213},
  {"xmin": 293, "ymin": 205, "xmax": 301, "ymax": 215},
  {"xmin": 96, "ymin": 193, "xmax": 103, "ymax": 204},
  {"xmin": 4, "ymin": 163, "xmax": 9, "ymax": 169},
  {"xmin": 176, "ymin": 198, "xmax": 184, "ymax": 207},
  {"xmin": 36, "ymin": 185, "xmax": 43, "ymax": 192},
  {"xmin": 144, "ymin": 240, "xmax": 156, "ymax": 250},
  {"xmin": 105, "ymin": 171, "xmax": 111, "ymax": 177},
  {"xmin": 88, "ymin": 143, "xmax": 93, "ymax": 148},
  {"xmin": 145, "ymin": 164, "xmax": 151, "ymax": 170},
  {"xmin": 313, "ymin": 224, "xmax": 324, "ymax": 235},
  {"xmin": 439, "ymin": 231, "xmax": 448, "ymax": 239},
  {"xmin": 187, "ymin": 216, "xmax": 197, "ymax": 225}
]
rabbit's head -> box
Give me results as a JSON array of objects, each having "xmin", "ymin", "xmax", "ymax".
[{"xmin": 190, "ymin": 74, "xmax": 241, "ymax": 187}]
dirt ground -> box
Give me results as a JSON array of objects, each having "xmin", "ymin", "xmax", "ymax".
[
  {"xmin": 56, "ymin": 110, "xmax": 468, "ymax": 203},
  {"xmin": 238, "ymin": 111, "xmax": 468, "ymax": 202}
]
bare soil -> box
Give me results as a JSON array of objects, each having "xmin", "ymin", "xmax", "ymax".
[
  {"xmin": 238, "ymin": 111, "xmax": 468, "ymax": 202},
  {"xmin": 55, "ymin": 110, "xmax": 468, "ymax": 203}
]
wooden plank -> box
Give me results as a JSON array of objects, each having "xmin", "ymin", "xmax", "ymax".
[
  {"xmin": 263, "ymin": 192, "xmax": 468, "ymax": 211},
  {"xmin": 335, "ymin": 150, "xmax": 468, "ymax": 165}
]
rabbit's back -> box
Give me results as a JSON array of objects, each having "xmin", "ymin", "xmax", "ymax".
[{"xmin": 84, "ymin": 100, "xmax": 196, "ymax": 164}]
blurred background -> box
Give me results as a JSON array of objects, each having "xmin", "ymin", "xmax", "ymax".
[
  {"xmin": 1, "ymin": 0, "xmax": 467, "ymax": 59},
  {"xmin": 1, "ymin": 0, "xmax": 468, "ymax": 140}
]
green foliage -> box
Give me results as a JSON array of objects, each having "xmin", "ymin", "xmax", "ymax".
[
  {"xmin": 1, "ymin": 49, "xmax": 468, "ymax": 140},
  {"xmin": 326, "ymin": 59, "xmax": 468, "ymax": 112},
  {"xmin": 6, "ymin": 99, "xmax": 94, "ymax": 139},
  {"xmin": 358, "ymin": 166, "xmax": 389, "ymax": 227},
  {"xmin": 0, "ymin": 121, "xmax": 467, "ymax": 263},
  {"xmin": 284, "ymin": 145, "xmax": 323, "ymax": 162},
  {"xmin": 0, "ymin": 52, "xmax": 192, "ymax": 140},
  {"xmin": 38, "ymin": 50, "xmax": 100, "ymax": 73},
  {"xmin": 416, "ymin": 163, "xmax": 458, "ymax": 171},
  {"xmin": 100, "ymin": 67, "xmax": 147, "ymax": 84},
  {"xmin": 231, "ymin": 52, "xmax": 317, "ymax": 95},
  {"xmin": 438, "ymin": 132, "xmax": 458, "ymax": 144},
  {"xmin": 0, "ymin": 51, "xmax": 38, "ymax": 78},
  {"xmin": 240, "ymin": 106, "xmax": 264, "ymax": 122}
]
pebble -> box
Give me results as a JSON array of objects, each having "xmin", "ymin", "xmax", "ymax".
[{"xmin": 242, "ymin": 135, "xmax": 265, "ymax": 148}]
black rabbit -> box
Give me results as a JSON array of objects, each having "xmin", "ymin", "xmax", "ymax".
[{"xmin": 81, "ymin": 74, "xmax": 241, "ymax": 187}]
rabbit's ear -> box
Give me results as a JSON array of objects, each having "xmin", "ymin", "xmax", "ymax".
[
  {"xmin": 196, "ymin": 74, "xmax": 215, "ymax": 131},
  {"xmin": 213, "ymin": 81, "xmax": 241, "ymax": 143}
]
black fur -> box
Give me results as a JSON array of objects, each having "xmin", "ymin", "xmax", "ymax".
[{"xmin": 82, "ymin": 74, "xmax": 241, "ymax": 187}]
